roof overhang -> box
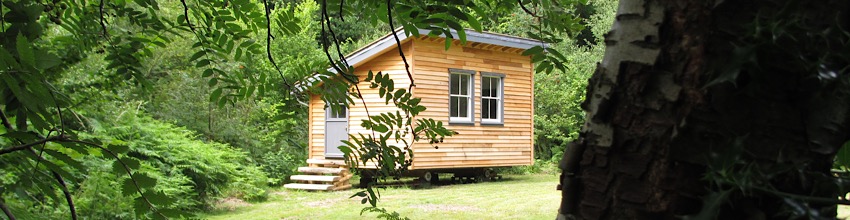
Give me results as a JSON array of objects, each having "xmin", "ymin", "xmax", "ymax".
[
  {"xmin": 334, "ymin": 28, "xmax": 543, "ymax": 73},
  {"xmin": 293, "ymin": 29, "xmax": 543, "ymax": 95}
]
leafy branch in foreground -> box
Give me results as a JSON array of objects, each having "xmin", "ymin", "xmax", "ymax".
[
  {"xmin": 339, "ymin": 71, "xmax": 455, "ymax": 208},
  {"xmin": 1, "ymin": 0, "xmax": 289, "ymax": 218}
]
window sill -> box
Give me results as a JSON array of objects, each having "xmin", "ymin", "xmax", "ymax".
[
  {"xmin": 448, "ymin": 121, "xmax": 475, "ymax": 126},
  {"xmin": 480, "ymin": 122, "xmax": 504, "ymax": 126}
]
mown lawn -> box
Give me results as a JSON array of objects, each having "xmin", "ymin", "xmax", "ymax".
[{"xmin": 202, "ymin": 174, "xmax": 560, "ymax": 220}]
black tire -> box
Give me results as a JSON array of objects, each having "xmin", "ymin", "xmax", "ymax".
[
  {"xmin": 419, "ymin": 171, "xmax": 438, "ymax": 185},
  {"xmin": 430, "ymin": 172, "xmax": 440, "ymax": 184},
  {"xmin": 359, "ymin": 170, "xmax": 376, "ymax": 188},
  {"xmin": 484, "ymin": 169, "xmax": 496, "ymax": 181}
]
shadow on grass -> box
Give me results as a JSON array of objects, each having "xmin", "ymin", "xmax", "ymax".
[{"xmin": 357, "ymin": 174, "xmax": 527, "ymax": 191}]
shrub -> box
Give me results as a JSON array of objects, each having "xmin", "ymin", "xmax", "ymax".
[
  {"xmin": 81, "ymin": 103, "xmax": 270, "ymax": 212},
  {"xmin": 261, "ymin": 149, "xmax": 306, "ymax": 185},
  {"xmin": 497, "ymin": 160, "xmax": 560, "ymax": 175}
]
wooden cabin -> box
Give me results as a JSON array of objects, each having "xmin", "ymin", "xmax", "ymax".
[{"xmin": 284, "ymin": 29, "xmax": 539, "ymax": 191}]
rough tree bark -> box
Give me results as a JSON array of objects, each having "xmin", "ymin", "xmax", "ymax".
[{"xmin": 558, "ymin": 0, "xmax": 850, "ymax": 219}]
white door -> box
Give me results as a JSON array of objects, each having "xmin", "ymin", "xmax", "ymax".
[{"xmin": 325, "ymin": 105, "xmax": 348, "ymax": 158}]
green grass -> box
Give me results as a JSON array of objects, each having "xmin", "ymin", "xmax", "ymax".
[{"xmin": 201, "ymin": 174, "xmax": 561, "ymax": 220}]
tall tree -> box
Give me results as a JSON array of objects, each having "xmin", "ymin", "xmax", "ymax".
[{"xmin": 558, "ymin": 0, "xmax": 850, "ymax": 219}]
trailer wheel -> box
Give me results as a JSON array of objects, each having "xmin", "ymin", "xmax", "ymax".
[
  {"xmin": 419, "ymin": 171, "xmax": 439, "ymax": 185},
  {"xmin": 475, "ymin": 171, "xmax": 486, "ymax": 183},
  {"xmin": 359, "ymin": 170, "xmax": 376, "ymax": 188},
  {"xmin": 484, "ymin": 169, "xmax": 496, "ymax": 180}
]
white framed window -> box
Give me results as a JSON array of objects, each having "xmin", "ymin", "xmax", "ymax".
[
  {"xmin": 481, "ymin": 72, "xmax": 504, "ymax": 125},
  {"xmin": 449, "ymin": 69, "xmax": 474, "ymax": 124}
]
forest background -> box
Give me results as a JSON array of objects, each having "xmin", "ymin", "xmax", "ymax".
[{"xmin": 0, "ymin": 0, "xmax": 617, "ymax": 219}]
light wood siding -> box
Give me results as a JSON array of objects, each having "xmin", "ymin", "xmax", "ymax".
[
  {"xmin": 347, "ymin": 41, "xmax": 413, "ymax": 161},
  {"xmin": 308, "ymin": 41, "xmax": 414, "ymax": 164},
  {"xmin": 309, "ymin": 94, "xmax": 325, "ymax": 159},
  {"xmin": 308, "ymin": 37, "xmax": 534, "ymax": 170},
  {"xmin": 411, "ymin": 37, "xmax": 534, "ymax": 169}
]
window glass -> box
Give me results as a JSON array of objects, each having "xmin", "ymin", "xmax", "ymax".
[
  {"xmin": 481, "ymin": 76, "xmax": 503, "ymax": 122},
  {"xmin": 460, "ymin": 74, "xmax": 469, "ymax": 95},
  {"xmin": 328, "ymin": 104, "xmax": 346, "ymax": 119},
  {"xmin": 450, "ymin": 96, "xmax": 459, "ymax": 117},
  {"xmin": 450, "ymin": 74, "xmax": 459, "ymax": 95},
  {"xmin": 449, "ymin": 71, "xmax": 473, "ymax": 122},
  {"xmin": 483, "ymin": 77, "xmax": 491, "ymax": 97},
  {"xmin": 459, "ymin": 97, "xmax": 468, "ymax": 117}
]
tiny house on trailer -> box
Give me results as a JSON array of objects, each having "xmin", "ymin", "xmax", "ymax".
[{"xmin": 284, "ymin": 29, "xmax": 539, "ymax": 191}]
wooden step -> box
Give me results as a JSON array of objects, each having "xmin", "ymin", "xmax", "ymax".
[
  {"xmin": 334, "ymin": 184, "xmax": 352, "ymax": 191},
  {"xmin": 338, "ymin": 173, "xmax": 353, "ymax": 183},
  {"xmin": 284, "ymin": 183, "xmax": 334, "ymax": 191},
  {"xmin": 297, "ymin": 167, "xmax": 347, "ymax": 174},
  {"xmin": 290, "ymin": 175, "xmax": 340, "ymax": 182},
  {"xmin": 306, "ymin": 159, "xmax": 348, "ymax": 166}
]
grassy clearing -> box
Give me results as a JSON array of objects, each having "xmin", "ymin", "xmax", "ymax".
[{"xmin": 202, "ymin": 174, "xmax": 560, "ymax": 220}]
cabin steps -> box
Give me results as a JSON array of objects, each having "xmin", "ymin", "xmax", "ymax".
[{"xmin": 283, "ymin": 159, "xmax": 351, "ymax": 191}]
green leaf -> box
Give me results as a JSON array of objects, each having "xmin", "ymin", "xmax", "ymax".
[
  {"xmin": 235, "ymin": 48, "xmax": 243, "ymax": 60},
  {"xmin": 34, "ymin": 50, "xmax": 61, "ymax": 70},
  {"xmin": 446, "ymin": 20, "xmax": 464, "ymax": 33},
  {"xmin": 132, "ymin": 172, "xmax": 157, "ymax": 188},
  {"xmin": 837, "ymin": 141, "xmax": 850, "ymax": 168},
  {"xmin": 457, "ymin": 28, "xmax": 467, "ymax": 44},
  {"xmin": 210, "ymin": 87, "xmax": 223, "ymax": 102},
  {"xmin": 189, "ymin": 50, "xmax": 206, "ymax": 62},
  {"xmin": 374, "ymin": 124, "xmax": 389, "ymax": 133},
  {"xmin": 209, "ymin": 78, "xmax": 218, "ymax": 86},
  {"xmin": 467, "ymin": 16, "xmax": 482, "ymax": 32},
  {"xmin": 121, "ymin": 157, "xmax": 142, "ymax": 170},
  {"xmin": 159, "ymin": 208, "xmax": 183, "ymax": 218},
  {"xmin": 445, "ymin": 34, "xmax": 453, "ymax": 50},
  {"xmin": 522, "ymin": 46, "xmax": 545, "ymax": 56},
  {"xmin": 447, "ymin": 8, "xmax": 468, "ymax": 20},
  {"xmin": 112, "ymin": 159, "xmax": 128, "ymax": 175},
  {"xmin": 133, "ymin": 196, "xmax": 150, "ymax": 218},
  {"xmin": 43, "ymin": 149, "xmax": 87, "ymax": 172},
  {"xmin": 409, "ymin": 98, "xmax": 421, "ymax": 106},
  {"xmin": 413, "ymin": 105, "xmax": 426, "ymax": 113},
  {"xmin": 196, "ymin": 59, "xmax": 211, "ymax": 67},
  {"xmin": 142, "ymin": 190, "xmax": 168, "ymax": 205},
  {"xmin": 122, "ymin": 178, "xmax": 138, "ymax": 196},
  {"xmin": 107, "ymin": 143, "xmax": 130, "ymax": 154},
  {"xmin": 16, "ymin": 34, "xmax": 34, "ymax": 68},
  {"xmin": 393, "ymin": 89, "xmax": 406, "ymax": 100},
  {"xmin": 202, "ymin": 68, "xmax": 214, "ymax": 77}
]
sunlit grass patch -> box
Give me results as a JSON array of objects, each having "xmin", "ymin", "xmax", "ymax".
[{"xmin": 201, "ymin": 174, "xmax": 560, "ymax": 220}]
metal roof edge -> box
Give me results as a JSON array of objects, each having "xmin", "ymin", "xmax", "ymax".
[
  {"xmin": 300, "ymin": 28, "xmax": 544, "ymax": 94},
  {"xmin": 335, "ymin": 28, "xmax": 544, "ymax": 72},
  {"xmin": 434, "ymin": 28, "xmax": 545, "ymax": 50}
]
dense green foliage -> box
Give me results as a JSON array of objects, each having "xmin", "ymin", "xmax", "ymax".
[
  {"xmin": 5, "ymin": 0, "xmax": 849, "ymax": 219},
  {"xmin": 0, "ymin": 0, "xmax": 617, "ymax": 219},
  {"xmin": 486, "ymin": 0, "xmax": 616, "ymax": 163},
  {"xmin": 78, "ymin": 103, "xmax": 268, "ymax": 218},
  {"xmin": 0, "ymin": 0, "xmax": 316, "ymax": 219}
]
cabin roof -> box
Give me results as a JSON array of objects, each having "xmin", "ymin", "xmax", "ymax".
[
  {"xmin": 293, "ymin": 28, "xmax": 542, "ymax": 93},
  {"xmin": 340, "ymin": 28, "xmax": 542, "ymax": 72}
]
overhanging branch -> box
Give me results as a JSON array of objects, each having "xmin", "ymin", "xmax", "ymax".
[
  {"xmin": 261, "ymin": 0, "xmax": 292, "ymax": 91},
  {"xmin": 0, "ymin": 135, "xmax": 66, "ymax": 156},
  {"xmin": 385, "ymin": 0, "xmax": 415, "ymax": 92},
  {"xmin": 0, "ymin": 198, "xmax": 15, "ymax": 220}
]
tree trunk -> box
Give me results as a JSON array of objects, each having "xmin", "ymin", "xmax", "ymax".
[{"xmin": 558, "ymin": 0, "xmax": 850, "ymax": 219}]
